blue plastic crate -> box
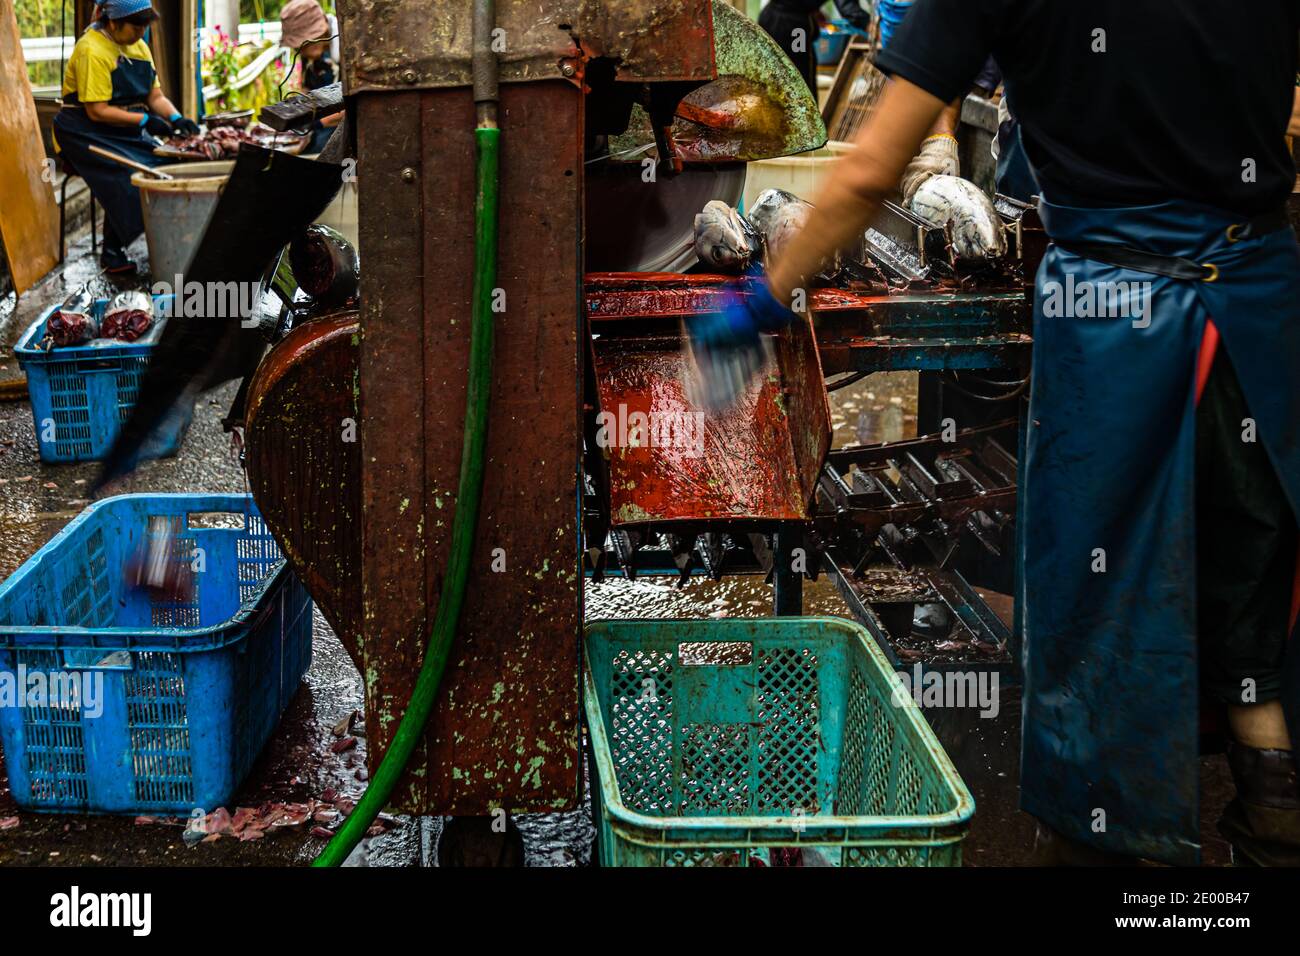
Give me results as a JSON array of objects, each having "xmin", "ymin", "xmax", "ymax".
[
  {"xmin": 13, "ymin": 295, "xmax": 189, "ymax": 464},
  {"xmin": 0, "ymin": 493, "xmax": 313, "ymax": 815},
  {"xmin": 815, "ymin": 20, "xmax": 864, "ymax": 66},
  {"xmin": 585, "ymin": 617, "xmax": 974, "ymax": 866}
]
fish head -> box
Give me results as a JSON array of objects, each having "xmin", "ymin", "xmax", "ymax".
[
  {"xmin": 694, "ymin": 201, "xmax": 758, "ymax": 271},
  {"xmin": 950, "ymin": 209, "xmax": 1006, "ymax": 260}
]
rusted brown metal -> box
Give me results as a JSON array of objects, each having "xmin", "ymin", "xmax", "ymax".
[
  {"xmin": 338, "ymin": 0, "xmax": 715, "ymax": 93},
  {"xmin": 585, "ymin": 274, "xmax": 1031, "ymax": 376},
  {"xmin": 357, "ymin": 82, "xmax": 583, "ymax": 815},
  {"xmin": 806, "ymin": 290, "xmax": 1031, "ymax": 375},
  {"xmin": 244, "ymin": 313, "xmax": 363, "ymax": 662},
  {"xmin": 821, "ymin": 40, "xmax": 885, "ymax": 144},
  {"xmin": 586, "ymin": 272, "xmax": 830, "ymax": 525},
  {"xmin": 585, "ymin": 271, "xmax": 742, "ymax": 321}
]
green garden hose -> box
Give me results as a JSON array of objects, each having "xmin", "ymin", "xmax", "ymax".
[{"xmin": 313, "ymin": 125, "xmax": 500, "ymax": 868}]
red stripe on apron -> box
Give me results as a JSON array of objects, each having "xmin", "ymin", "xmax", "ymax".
[
  {"xmin": 1194, "ymin": 320, "xmax": 1220, "ymax": 407},
  {"xmin": 1195, "ymin": 320, "xmax": 1300, "ymax": 633}
]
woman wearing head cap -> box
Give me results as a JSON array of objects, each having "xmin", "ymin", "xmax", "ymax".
[
  {"xmin": 52, "ymin": 0, "xmax": 201, "ymax": 275},
  {"xmin": 280, "ymin": 0, "xmax": 341, "ymax": 153}
]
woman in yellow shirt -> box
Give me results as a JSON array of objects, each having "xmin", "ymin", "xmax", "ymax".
[{"xmin": 52, "ymin": 1, "xmax": 200, "ymax": 275}]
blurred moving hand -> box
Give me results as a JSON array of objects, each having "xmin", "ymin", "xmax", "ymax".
[{"xmin": 686, "ymin": 277, "xmax": 797, "ymax": 411}]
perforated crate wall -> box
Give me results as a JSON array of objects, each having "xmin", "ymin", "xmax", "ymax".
[
  {"xmin": 14, "ymin": 300, "xmax": 188, "ymax": 463},
  {"xmin": 0, "ymin": 495, "xmax": 314, "ymax": 814},
  {"xmin": 586, "ymin": 617, "xmax": 974, "ymax": 867}
]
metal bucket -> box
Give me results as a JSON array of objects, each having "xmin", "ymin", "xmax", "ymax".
[{"xmin": 131, "ymin": 160, "xmax": 234, "ymax": 282}]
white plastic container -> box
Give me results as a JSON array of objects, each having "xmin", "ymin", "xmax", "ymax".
[{"xmin": 741, "ymin": 140, "xmax": 855, "ymax": 209}]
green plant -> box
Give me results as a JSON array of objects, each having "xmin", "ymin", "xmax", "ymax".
[
  {"xmin": 18, "ymin": 0, "xmax": 73, "ymax": 90},
  {"xmin": 201, "ymin": 27, "xmax": 287, "ymax": 115},
  {"xmin": 204, "ymin": 26, "xmax": 241, "ymax": 109}
]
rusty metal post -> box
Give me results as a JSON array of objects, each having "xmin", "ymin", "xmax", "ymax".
[
  {"xmin": 340, "ymin": 0, "xmax": 716, "ymax": 815},
  {"xmin": 355, "ymin": 82, "xmax": 585, "ymax": 814}
]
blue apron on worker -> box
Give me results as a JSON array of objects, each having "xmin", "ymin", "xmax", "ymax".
[
  {"xmin": 1021, "ymin": 196, "xmax": 1300, "ymax": 865},
  {"xmin": 52, "ymin": 44, "xmax": 162, "ymax": 256}
]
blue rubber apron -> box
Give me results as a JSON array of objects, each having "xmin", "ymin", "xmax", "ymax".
[{"xmin": 1021, "ymin": 197, "xmax": 1300, "ymax": 865}]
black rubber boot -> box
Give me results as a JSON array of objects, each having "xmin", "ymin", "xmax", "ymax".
[{"xmin": 1218, "ymin": 742, "xmax": 1300, "ymax": 866}]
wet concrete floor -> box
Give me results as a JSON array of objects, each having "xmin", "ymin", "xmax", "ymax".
[{"xmin": 0, "ymin": 233, "xmax": 1235, "ymax": 866}]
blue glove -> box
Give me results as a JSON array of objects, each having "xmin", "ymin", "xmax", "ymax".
[
  {"xmin": 686, "ymin": 277, "xmax": 797, "ymax": 411},
  {"xmin": 169, "ymin": 113, "xmax": 201, "ymax": 136},
  {"xmin": 140, "ymin": 113, "xmax": 174, "ymax": 138},
  {"xmin": 688, "ymin": 277, "xmax": 797, "ymax": 351}
]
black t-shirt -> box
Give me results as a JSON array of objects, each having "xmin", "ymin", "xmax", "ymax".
[{"xmin": 875, "ymin": 0, "xmax": 1299, "ymax": 216}]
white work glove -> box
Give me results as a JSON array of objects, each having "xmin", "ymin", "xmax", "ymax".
[{"xmin": 900, "ymin": 133, "xmax": 960, "ymax": 204}]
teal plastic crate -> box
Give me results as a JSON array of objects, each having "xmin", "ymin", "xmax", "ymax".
[{"xmin": 584, "ymin": 616, "xmax": 974, "ymax": 866}]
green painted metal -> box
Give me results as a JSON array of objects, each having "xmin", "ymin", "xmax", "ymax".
[
  {"xmin": 611, "ymin": 0, "xmax": 827, "ymax": 163},
  {"xmin": 708, "ymin": 0, "xmax": 827, "ymax": 156},
  {"xmin": 584, "ymin": 616, "xmax": 974, "ymax": 866}
]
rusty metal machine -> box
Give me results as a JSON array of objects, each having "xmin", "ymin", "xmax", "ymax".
[{"xmin": 234, "ymin": 0, "xmax": 1044, "ymax": 839}]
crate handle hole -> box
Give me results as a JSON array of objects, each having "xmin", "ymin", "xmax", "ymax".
[
  {"xmin": 678, "ymin": 641, "xmax": 752, "ymax": 666},
  {"xmin": 186, "ymin": 511, "xmax": 247, "ymax": 530}
]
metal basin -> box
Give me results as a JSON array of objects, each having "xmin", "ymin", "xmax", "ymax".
[{"xmin": 131, "ymin": 160, "xmax": 234, "ymax": 282}]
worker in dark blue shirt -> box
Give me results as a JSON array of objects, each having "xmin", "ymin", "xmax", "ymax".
[{"xmin": 702, "ymin": 0, "xmax": 1300, "ymax": 866}]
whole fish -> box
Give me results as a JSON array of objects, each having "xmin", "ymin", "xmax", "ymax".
[
  {"xmin": 747, "ymin": 187, "xmax": 810, "ymax": 264},
  {"xmin": 746, "ymin": 187, "xmax": 839, "ymax": 275},
  {"xmin": 908, "ymin": 174, "xmax": 1006, "ymax": 260},
  {"xmin": 693, "ymin": 200, "xmax": 760, "ymax": 273}
]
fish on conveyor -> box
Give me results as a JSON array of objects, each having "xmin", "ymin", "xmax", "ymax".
[
  {"xmin": 693, "ymin": 199, "xmax": 760, "ymax": 273},
  {"xmin": 746, "ymin": 187, "xmax": 840, "ymax": 275},
  {"xmin": 746, "ymin": 187, "xmax": 809, "ymax": 263},
  {"xmin": 907, "ymin": 174, "xmax": 1007, "ymax": 260},
  {"xmin": 101, "ymin": 290, "xmax": 155, "ymax": 342},
  {"xmin": 45, "ymin": 285, "xmax": 97, "ymax": 348}
]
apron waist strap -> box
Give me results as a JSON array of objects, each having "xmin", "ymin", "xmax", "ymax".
[{"xmin": 1053, "ymin": 207, "xmax": 1289, "ymax": 283}]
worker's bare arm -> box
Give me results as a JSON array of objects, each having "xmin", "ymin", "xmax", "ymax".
[
  {"xmin": 1289, "ymin": 86, "xmax": 1300, "ymax": 138},
  {"xmin": 932, "ymin": 98, "xmax": 961, "ymax": 138},
  {"xmin": 767, "ymin": 78, "xmax": 946, "ymax": 304},
  {"xmin": 85, "ymin": 91, "xmax": 186, "ymax": 129},
  {"xmin": 146, "ymin": 87, "xmax": 183, "ymax": 122},
  {"xmin": 84, "ymin": 100, "xmax": 153, "ymax": 127}
]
